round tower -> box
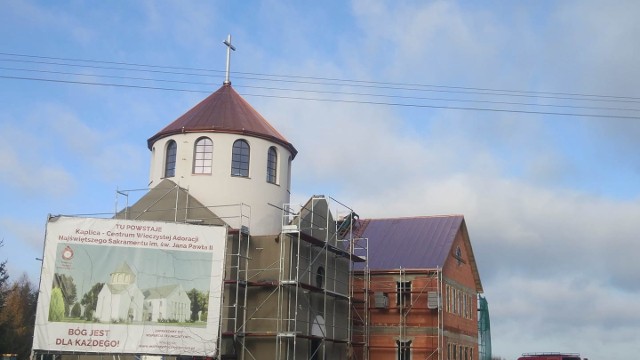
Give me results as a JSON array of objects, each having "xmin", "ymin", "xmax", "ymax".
[{"xmin": 147, "ymin": 84, "xmax": 297, "ymax": 236}]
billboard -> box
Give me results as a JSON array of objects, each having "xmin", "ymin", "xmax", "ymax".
[{"xmin": 33, "ymin": 216, "xmax": 227, "ymax": 357}]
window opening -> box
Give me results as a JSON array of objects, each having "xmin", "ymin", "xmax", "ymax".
[
  {"xmin": 231, "ymin": 139, "xmax": 250, "ymax": 177},
  {"xmin": 310, "ymin": 338, "xmax": 322, "ymax": 360},
  {"xmin": 287, "ymin": 155, "xmax": 292, "ymax": 191},
  {"xmin": 316, "ymin": 266, "xmax": 325, "ymax": 289},
  {"xmin": 164, "ymin": 140, "xmax": 177, "ymax": 178},
  {"xmin": 267, "ymin": 146, "xmax": 277, "ymax": 183},
  {"xmin": 396, "ymin": 281, "xmax": 411, "ymax": 306},
  {"xmin": 454, "ymin": 246, "xmax": 464, "ymax": 266},
  {"xmin": 396, "ymin": 340, "xmax": 411, "ymax": 360},
  {"xmin": 193, "ymin": 137, "xmax": 213, "ymax": 174}
]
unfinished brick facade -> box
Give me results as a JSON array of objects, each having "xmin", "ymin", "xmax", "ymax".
[{"xmin": 352, "ymin": 216, "xmax": 483, "ymax": 360}]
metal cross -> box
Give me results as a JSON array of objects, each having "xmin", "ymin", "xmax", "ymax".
[{"xmin": 223, "ymin": 34, "xmax": 236, "ymax": 85}]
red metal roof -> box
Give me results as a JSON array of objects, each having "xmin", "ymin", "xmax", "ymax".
[
  {"xmin": 354, "ymin": 215, "xmax": 464, "ymax": 270},
  {"xmin": 147, "ymin": 84, "xmax": 297, "ymax": 157},
  {"xmin": 354, "ymin": 214, "xmax": 483, "ymax": 292}
]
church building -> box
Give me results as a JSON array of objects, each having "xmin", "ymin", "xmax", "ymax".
[
  {"xmin": 119, "ymin": 73, "xmax": 362, "ymax": 359},
  {"xmin": 45, "ymin": 37, "xmax": 488, "ymax": 360}
]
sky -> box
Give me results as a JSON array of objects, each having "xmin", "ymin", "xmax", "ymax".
[{"xmin": 1, "ymin": 1, "xmax": 640, "ymax": 359}]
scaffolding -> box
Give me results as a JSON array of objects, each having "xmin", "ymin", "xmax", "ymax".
[
  {"xmin": 218, "ymin": 195, "xmax": 368, "ymax": 360},
  {"xmin": 360, "ymin": 268, "xmax": 443, "ymax": 360},
  {"xmin": 477, "ymin": 296, "xmax": 491, "ymax": 360},
  {"xmin": 116, "ymin": 189, "xmax": 371, "ymax": 359},
  {"xmin": 349, "ymin": 232, "xmax": 369, "ymax": 360},
  {"xmin": 32, "ymin": 184, "xmax": 250, "ymax": 360},
  {"xmin": 114, "ymin": 183, "xmax": 248, "ymax": 228},
  {"xmin": 115, "ymin": 183, "xmax": 254, "ymax": 360}
]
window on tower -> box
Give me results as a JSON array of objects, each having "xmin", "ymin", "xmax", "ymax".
[
  {"xmin": 231, "ymin": 139, "xmax": 250, "ymax": 177},
  {"xmin": 164, "ymin": 140, "xmax": 177, "ymax": 178},
  {"xmin": 193, "ymin": 137, "xmax": 213, "ymax": 174},
  {"xmin": 267, "ymin": 146, "xmax": 278, "ymax": 184},
  {"xmin": 287, "ymin": 156, "xmax": 292, "ymax": 191}
]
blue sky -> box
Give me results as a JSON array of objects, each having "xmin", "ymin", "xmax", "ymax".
[{"xmin": 2, "ymin": 1, "xmax": 640, "ymax": 359}]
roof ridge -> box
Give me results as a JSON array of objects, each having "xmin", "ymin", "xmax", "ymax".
[{"xmin": 361, "ymin": 214, "xmax": 464, "ymax": 221}]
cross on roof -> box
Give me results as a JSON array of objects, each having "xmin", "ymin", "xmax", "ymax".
[{"xmin": 223, "ymin": 34, "xmax": 236, "ymax": 85}]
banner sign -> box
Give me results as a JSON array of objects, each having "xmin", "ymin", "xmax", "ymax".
[{"xmin": 33, "ymin": 216, "xmax": 227, "ymax": 356}]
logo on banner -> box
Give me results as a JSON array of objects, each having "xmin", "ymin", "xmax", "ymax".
[{"xmin": 61, "ymin": 245, "xmax": 74, "ymax": 260}]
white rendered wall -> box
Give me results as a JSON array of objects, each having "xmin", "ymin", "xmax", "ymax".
[{"xmin": 149, "ymin": 132, "xmax": 292, "ymax": 236}]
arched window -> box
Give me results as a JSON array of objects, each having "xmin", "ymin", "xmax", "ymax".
[
  {"xmin": 193, "ymin": 137, "xmax": 213, "ymax": 174},
  {"xmin": 287, "ymin": 155, "xmax": 292, "ymax": 191},
  {"xmin": 164, "ymin": 140, "xmax": 177, "ymax": 178},
  {"xmin": 231, "ymin": 139, "xmax": 250, "ymax": 177},
  {"xmin": 267, "ymin": 146, "xmax": 278, "ymax": 184}
]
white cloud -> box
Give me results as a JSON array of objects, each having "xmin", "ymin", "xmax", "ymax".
[
  {"xmin": 44, "ymin": 104, "xmax": 102, "ymax": 155},
  {"xmin": 0, "ymin": 217, "xmax": 43, "ymax": 251},
  {"xmin": 491, "ymin": 273, "xmax": 640, "ymax": 358},
  {"xmin": 2, "ymin": 1, "xmax": 639, "ymax": 359},
  {"xmin": 274, "ymin": 82, "xmax": 640, "ymax": 359},
  {"xmin": 351, "ymin": 0, "xmax": 504, "ymax": 85},
  {"xmin": 91, "ymin": 143, "xmax": 148, "ymax": 183},
  {"xmin": 0, "ymin": 120, "xmax": 75, "ymax": 197}
]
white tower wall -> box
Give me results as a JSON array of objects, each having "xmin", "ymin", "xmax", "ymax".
[{"xmin": 149, "ymin": 132, "xmax": 292, "ymax": 236}]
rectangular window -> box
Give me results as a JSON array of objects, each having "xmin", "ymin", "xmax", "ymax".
[
  {"xmin": 463, "ymin": 292, "xmax": 467, "ymax": 318},
  {"xmin": 449, "ymin": 286, "xmax": 453, "ymax": 313},
  {"xmin": 396, "ymin": 281, "xmax": 411, "ymax": 307},
  {"xmin": 453, "ymin": 289, "xmax": 458, "ymax": 315},
  {"xmin": 396, "ymin": 340, "xmax": 411, "ymax": 360},
  {"xmin": 445, "ymin": 285, "xmax": 450, "ymax": 312}
]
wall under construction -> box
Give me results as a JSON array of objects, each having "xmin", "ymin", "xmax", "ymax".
[
  {"xmin": 353, "ymin": 269, "xmax": 443, "ymax": 360},
  {"xmin": 219, "ymin": 196, "xmax": 368, "ymax": 360}
]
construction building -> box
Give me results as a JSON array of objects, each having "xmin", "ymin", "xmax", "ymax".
[
  {"xmin": 352, "ymin": 216, "xmax": 485, "ymax": 360},
  {"xmin": 110, "ymin": 82, "xmax": 368, "ymax": 360},
  {"xmin": 34, "ymin": 45, "xmax": 489, "ymax": 360},
  {"xmin": 115, "ymin": 79, "xmax": 489, "ymax": 359}
]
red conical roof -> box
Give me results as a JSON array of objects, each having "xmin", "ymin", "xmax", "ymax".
[{"xmin": 147, "ymin": 84, "xmax": 297, "ymax": 158}]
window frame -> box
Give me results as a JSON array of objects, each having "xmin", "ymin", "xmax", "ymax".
[
  {"xmin": 231, "ymin": 139, "xmax": 250, "ymax": 177},
  {"xmin": 192, "ymin": 137, "xmax": 213, "ymax": 174},
  {"xmin": 396, "ymin": 281, "xmax": 412, "ymax": 307},
  {"xmin": 164, "ymin": 140, "xmax": 177, "ymax": 178},
  {"xmin": 287, "ymin": 155, "xmax": 292, "ymax": 192},
  {"xmin": 267, "ymin": 146, "xmax": 278, "ymax": 184},
  {"xmin": 396, "ymin": 339, "xmax": 411, "ymax": 360}
]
